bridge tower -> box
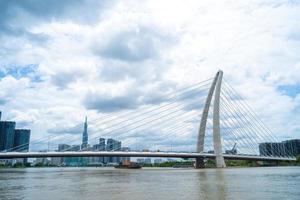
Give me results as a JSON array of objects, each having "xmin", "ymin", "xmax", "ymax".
[{"xmin": 196, "ymin": 70, "xmax": 226, "ymax": 168}]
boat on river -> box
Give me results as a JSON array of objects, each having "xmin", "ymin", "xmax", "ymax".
[{"xmin": 114, "ymin": 160, "xmax": 142, "ymax": 169}]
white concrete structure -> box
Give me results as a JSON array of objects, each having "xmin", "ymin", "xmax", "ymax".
[
  {"xmin": 213, "ymin": 71, "xmax": 226, "ymax": 167},
  {"xmin": 196, "ymin": 70, "xmax": 226, "ymax": 168}
]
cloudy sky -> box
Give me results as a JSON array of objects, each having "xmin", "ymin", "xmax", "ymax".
[{"xmin": 0, "ymin": 0, "xmax": 299, "ymax": 151}]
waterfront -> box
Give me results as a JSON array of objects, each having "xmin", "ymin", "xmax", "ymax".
[{"xmin": 0, "ymin": 167, "xmax": 299, "ymax": 200}]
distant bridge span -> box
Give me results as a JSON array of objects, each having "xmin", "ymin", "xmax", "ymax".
[{"xmin": 0, "ymin": 151, "xmax": 295, "ymax": 162}]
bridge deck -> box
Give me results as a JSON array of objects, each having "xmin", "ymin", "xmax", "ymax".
[{"xmin": 0, "ymin": 151, "xmax": 296, "ymax": 161}]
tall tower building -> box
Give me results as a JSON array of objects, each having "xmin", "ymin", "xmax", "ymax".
[
  {"xmin": 106, "ymin": 138, "xmax": 121, "ymax": 163},
  {"xmin": 81, "ymin": 116, "xmax": 88, "ymax": 149},
  {"xmin": 13, "ymin": 129, "xmax": 31, "ymax": 152},
  {"xmin": 0, "ymin": 121, "xmax": 16, "ymax": 151}
]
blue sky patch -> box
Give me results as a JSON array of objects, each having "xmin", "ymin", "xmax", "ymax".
[
  {"xmin": 278, "ymin": 84, "xmax": 300, "ymax": 98},
  {"xmin": 0, "ymin": 64, "xmax": 41, "ymax": 82}
]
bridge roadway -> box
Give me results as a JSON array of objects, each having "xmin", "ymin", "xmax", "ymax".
[{"xmin": 0, "ymin": 151, "xmax": 296, "ymax": 161}]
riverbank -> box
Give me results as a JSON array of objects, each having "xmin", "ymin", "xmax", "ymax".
[{"xmin": 1, "ymin": 157, "xmax": 299, "ymax": 168}]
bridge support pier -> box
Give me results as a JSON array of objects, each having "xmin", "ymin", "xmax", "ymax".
[
  {"xmin": 195, "ymin": 158, "xmax": 205, "ymax": 168},
  {"xmin": 196, "ymin": 70, "xmax": 226, "ymax": 168},
  {"xmin": 213, "ymin": 71, "xmax": 226, "ymax": 168}
]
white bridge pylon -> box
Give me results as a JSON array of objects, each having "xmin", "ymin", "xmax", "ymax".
[{"xmin": 196, "ymin": 70, "xmax": 226, "ymax": 168}]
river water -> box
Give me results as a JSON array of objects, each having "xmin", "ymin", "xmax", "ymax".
[{"xmin": 0, "ymin": 167, "xmax": 299, "ymax": 200}]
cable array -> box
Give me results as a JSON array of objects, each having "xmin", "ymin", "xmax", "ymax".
[
  {"xmin": 4, "ymin": 75, "xmax": 293, "ymax": 159},
  {"xmin": 5, "ymin": 78, "xmax": 212, "ymax": 153}
]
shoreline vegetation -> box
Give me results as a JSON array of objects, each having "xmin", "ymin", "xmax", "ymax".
[{"xmin": 1, "ymin": 156, "xmax": 299, "ymax": 169}]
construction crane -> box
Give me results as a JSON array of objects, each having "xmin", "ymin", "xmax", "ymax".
[{"xmin": 225, "ymin": 143, "xmax": 237, "ymax": 155}]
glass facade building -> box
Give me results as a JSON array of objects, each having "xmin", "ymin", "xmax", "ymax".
[
  {"xmin": 92, "ymin": 138, "xmax": 106, "ymax": 164},
  {"xmin": 0, "ymin": 121, "xmax": 16, "ymax": 151},
  {"xmin": 259, "ymin": 140, "xmax": 300, "ymax": 157},
  {"xmin": 13, "ymin": 129, "xmax": 31, "ymax": 152},
  {"xmin": 106, "ymin": 138, "xmax": 121, "ymax": 163},
  {"xmin": 282, "ymin": 139, "xmax": 300, "ymax": 157}
]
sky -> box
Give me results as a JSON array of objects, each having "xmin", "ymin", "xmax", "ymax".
[{"xmin": 0, "ymin": 0, "xmax": 300, "ymax": 151}]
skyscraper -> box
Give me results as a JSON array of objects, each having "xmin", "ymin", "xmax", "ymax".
[
  {"xmin": 259, "ymin": 140, "xmax": 300, "ymax": 157},
  {"xmin": 13, "ymin": 129, "xmax": 31, "ymax": 152},
  {"xmin": 81, "ymin": 116, "xmax": 88, "ymax": 149},
  {"xmin": 0, "ymin": 121, "xmax": 16, "ymax": 151},
  {"xmin": 0, "ymin": 111, "xmax": 32, "ymax": 165},
  {"xmin": 58, "ymin": 144, "xmax": 71, "ymax": 151},
  {"xmin": 92, "ymin": 138, "xmax": 106, "ymax": 164},
  {"xmin": 106, "ymin": 138, "xmax": 121, "ymax": 163},
  {"xmin": 259, "ymin": 142, "xmax": 285, "ymax": 157},
  {"xmin": 283, "ymin": 139, "xmax": 300, "ymax": 157},
  {"xmin": 93, "ymin": 138, "xmax": 106, "ymax": 151}
]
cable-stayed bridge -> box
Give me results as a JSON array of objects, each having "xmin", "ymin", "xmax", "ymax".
[{"xmin": 0, "ymin": 71, "xmax": 296, "ymax": 168}]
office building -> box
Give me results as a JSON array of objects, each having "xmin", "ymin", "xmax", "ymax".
[
  {"xmin": 92, "ymin": 138, "xmax": 106, "ymax": 164},
  {"xmin": 13, "ymin": 129, "xmax": 31, "ymax": 152},
  {"xmin": 259, "ymin": 139, "xmax": 300, "ymax": 157},
  {"xmin": 58, "ymin": 144, "xmax": 71, "ymax": 151},
  {"xmin": 55, "ymin": 144, "xmax": 70, "ymax": 165},
  {"xmin": 0, "ymin": 111, "xmax": 31, "ymax": 165},
  {"xmin": 106, "ymin": 139, "xmax": 121, "ymax": 151},
  {"xmin": 93, "ymin": 138, "xmax": 106, "ymax": 151},
  {"xmin": 259, "ymin": 142, "xmax": 285, "ymax": 157},
  {"xmin": 282, "ymin": 139, "xmax": 300, "ymax": 157},
  {"xmin": 58, "ymin": 144, "xmax": 82, "ymax": 166},
  {"xmin": 69, "ymin": 145, "xmax": 81, "ymax": 151},
  {"xmin": 106, "ymin": 138, "xmax": 121, "ymax": 163},
  {"xmin": 0, "ymin": 121, "xmax": 16, "ymax": 151}
]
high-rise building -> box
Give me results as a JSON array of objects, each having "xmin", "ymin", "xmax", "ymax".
[
  {"xmin": 81, "ymin": 116, "xmax": 88, "ymax": 149},
  {"xmin": 106, "ymin": 138, "xmax": 121, "ymax": 163},
  {"xmin": 57, "ymin": 144, "xmax": 83, "ymax": 166},
  {"xmin": 0, "ymin": 112, "xmax": 31, "ymax": 165},
  {"xmin": 282, "ymin": 139, "xmax": 300, "ymax": 157},
  {"xmin": 58, "ymin": 144, "xmax": 71, "ymax": 151},
  {"xmin": 259, "ymin": 142, "xmax": 285, "ymax": 157},
  {"xmin": 13, "ymin": 129, "xmax": 31, "ymax": 152},
  {"xmin": 259, "ymin": 140, "xmax": 300, "ymax": 157},
  {"xmin": 92, "ymin": 138, "xmax": 106, "ymax": 164},
  {"xmin": 69, "ymin": 145, "xmax": 81, "ymax": 151},
  {"xmin": 56, "ymin": 144, "xmax": 71, "ymax": 166},
  {"xmin": 99, "ymin": 138, "xmax": 106, "ymax": 150},
  {"xmin": 93, "ymin": 138, "xmax": 106, "ymax": 151},
  {"xmin": 106, "ymin": 139, "xmax": 121, "ymax": 151},
  {"xmin": 0, "ymin": 121, "xmax": 16, "ymax": 151}
]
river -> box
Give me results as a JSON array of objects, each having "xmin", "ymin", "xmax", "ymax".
[{"xmin": 0, "ymin": 166, "xmax": 299, "ymax": 200}]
